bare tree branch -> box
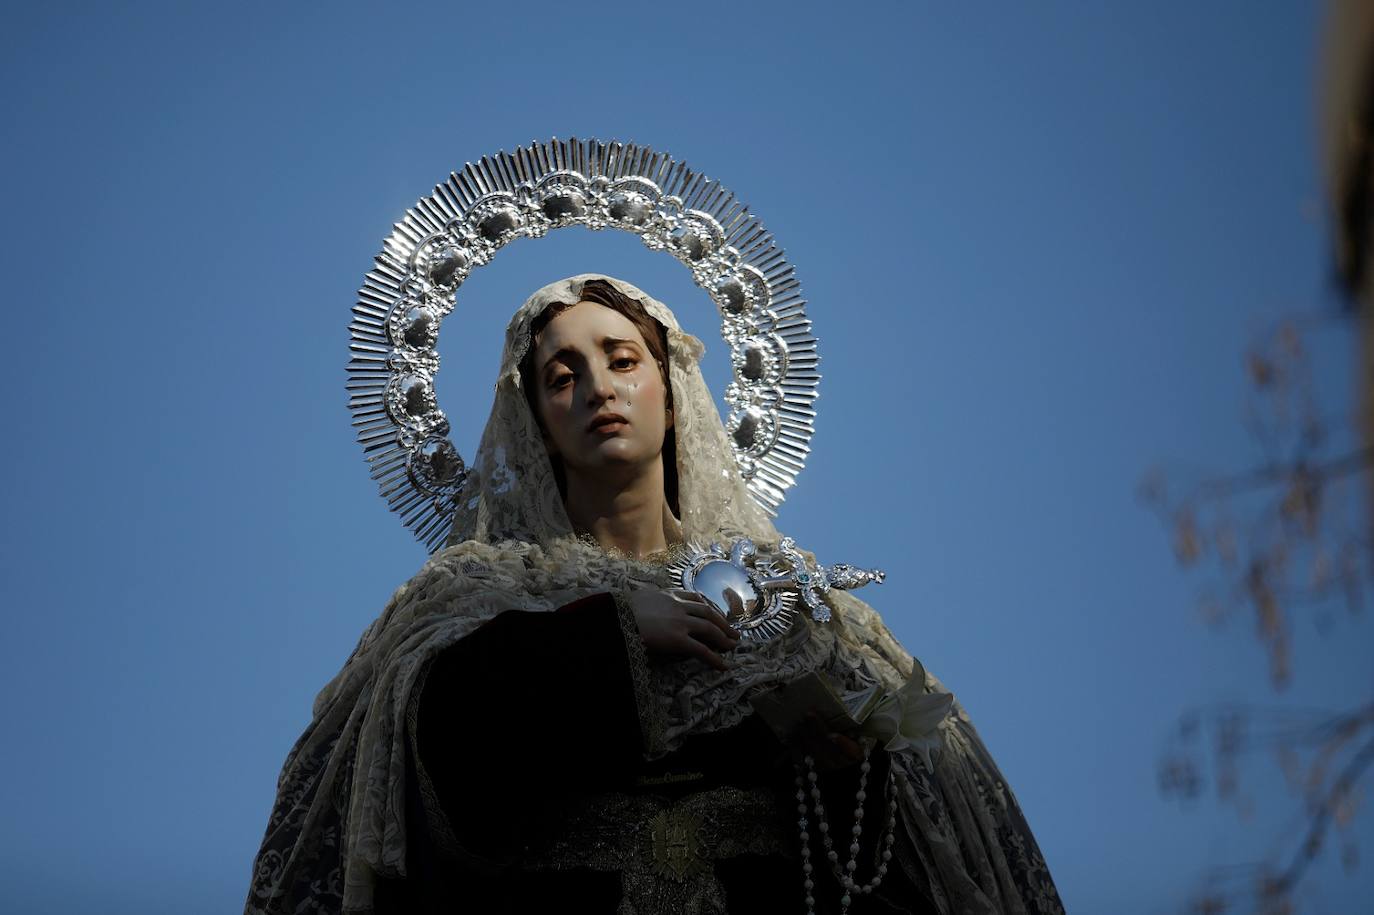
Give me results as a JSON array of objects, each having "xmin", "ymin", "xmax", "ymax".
[
  {"xmin": 1267, "ymin": 731, "xmax": 1374, "ymax": 896},
  {"xmin": 1186, "ymin": 447, "xmax": 1374, "ymax": 504}
]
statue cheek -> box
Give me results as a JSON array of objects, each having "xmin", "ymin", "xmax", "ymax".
[{"xmin": 544, "ymin": 405, "xmax": 577, "ymax": 450}]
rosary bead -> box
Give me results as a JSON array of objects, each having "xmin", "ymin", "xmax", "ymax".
[{"xmin": 796, "ymin": 743, "xmax": 899, "ymax": 915}]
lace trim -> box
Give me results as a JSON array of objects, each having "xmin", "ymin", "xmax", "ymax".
[
  {"xmin": 405, "ymin": 657, "xmax": 465, "ymax": 859},
  {"xmin": 614, "ymin": 590, "xmax": 670, "ymax": 757},
  {"xmin": 575, "ymin": 531, "xmax": 691, "ymax": 569}
]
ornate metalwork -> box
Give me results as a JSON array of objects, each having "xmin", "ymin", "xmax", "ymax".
[
  {"xmin": 668, "ymin": 537, "xmax": 885, "ymax": 641},
  {"xmin": 773, "ymin": 536, "xmax": 886, "ymax": 624},
  {"xmin": 349, "ymin": 138, "xmax": 820, "ymax": 552}
]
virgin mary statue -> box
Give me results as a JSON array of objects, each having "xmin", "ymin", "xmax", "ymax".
[{"xmin": 244, "ymin": 274, "xmax": 1064, "ymax": 915}]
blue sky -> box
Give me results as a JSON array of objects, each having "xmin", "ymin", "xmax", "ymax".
[{"xmin": 2, "ymin": 2, "xmax": 1369, "ymax": 912}]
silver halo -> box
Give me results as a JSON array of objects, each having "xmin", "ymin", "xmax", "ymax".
[{"xmin": 349, "ymin": 138, "xmax": 820, "ymax": 552}]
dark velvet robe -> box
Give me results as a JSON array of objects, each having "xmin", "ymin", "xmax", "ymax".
[{"xmin": 372, "ymin": 593, "xmax": 937, "ymax": 914}]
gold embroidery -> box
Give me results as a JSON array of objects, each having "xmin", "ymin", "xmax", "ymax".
[
  {"xmin": 522, "ymin": 786, "xmax": 788, "ymax": 915},
  {"xmin": 635, "ymin": 770, "xmax": 706, "ymax": 788},
  {"xmin": 645, "ymin": 808, "xmax": 709, "ymax": 881}
]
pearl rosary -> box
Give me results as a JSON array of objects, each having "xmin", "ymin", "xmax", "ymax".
[{"xmin": 793, "ymin": 747, "xmax": 899, "ymax": 914}]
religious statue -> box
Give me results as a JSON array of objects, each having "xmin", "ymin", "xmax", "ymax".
[{"xmin": 243, "ymin": 140, "xmax": 1064, "ymax": 915}]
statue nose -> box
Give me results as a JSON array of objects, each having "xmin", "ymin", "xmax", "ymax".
[{"xmin": 586, "ymin": 365, "xmax": 616, "ymax": 403}]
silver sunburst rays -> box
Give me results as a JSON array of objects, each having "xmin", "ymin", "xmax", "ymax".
[
  {"xmin": 349, "ymin": 138, "xmax": 820, "ymax": 552},
  {"xmin": 668, "ymin": 537, "xmax": 887, "ymax": 641}
]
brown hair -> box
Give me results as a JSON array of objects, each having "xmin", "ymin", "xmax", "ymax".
[{"xmin": 519, "ymin": 279, "xmax": 680, "ymax": 515}]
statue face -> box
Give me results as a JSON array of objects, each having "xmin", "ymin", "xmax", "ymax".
[{"xmin": 530, "ymin": 300, "xmax": 673, "ymax": 480}]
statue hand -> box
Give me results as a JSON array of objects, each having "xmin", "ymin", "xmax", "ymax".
[
  {"xmin": 792, "ymin": 710, "xmax": 866, "ymax": 772},
  {"xmin": 627, "ymin": 588, "xmax": 740, "ymax": 672}
]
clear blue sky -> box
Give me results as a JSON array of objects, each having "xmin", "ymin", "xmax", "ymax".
[{"xmin": 2, "ymin": 2, "xmax": 1369, "ymax": 912}]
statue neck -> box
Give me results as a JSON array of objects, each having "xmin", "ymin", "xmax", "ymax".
[{"xmin": 562, "ymin": 460, "xmax": 669, "ymax": 559}]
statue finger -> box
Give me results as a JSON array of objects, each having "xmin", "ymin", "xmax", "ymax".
[
  {"xmin": 829, "ymin": 733, "xmax": 864, "ymax": 764},
  {"xmin": 679, "ymin": 635, "xmax": 730, "ymax": 672},
  {"xmin": 684, "ymin": 601, "xmax": 740, "ymax": 639},
  {"xmin": 686, "ymin": 616, "xmax": 738, "ymax": 651}
]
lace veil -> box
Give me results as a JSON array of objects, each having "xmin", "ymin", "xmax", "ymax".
[{"xmin": 445, "ymin": 273, "xmax": 780, "ymax": 547}]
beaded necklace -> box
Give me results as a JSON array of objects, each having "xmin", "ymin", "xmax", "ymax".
[{"xmin": 793, "ymin": 746, "xmax": 900, "ymax": 914}]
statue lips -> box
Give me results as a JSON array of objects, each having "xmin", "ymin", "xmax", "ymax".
[{"xmin": 586, "ymin": 411, "xmax": 629, "ymax": 435}]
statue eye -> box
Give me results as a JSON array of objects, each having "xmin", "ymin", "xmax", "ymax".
[
  {"xmin": 611, "ymin": 355, "xmax": 637, "ymax": 370},
  {"xmin": 548, "ymin": 371, "xmax": 574, "ymax": 390}
]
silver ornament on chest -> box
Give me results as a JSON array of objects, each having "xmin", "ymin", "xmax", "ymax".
[{"xmin": 668, "ymin": 536, "xmax": 885, "ymax": 642}]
